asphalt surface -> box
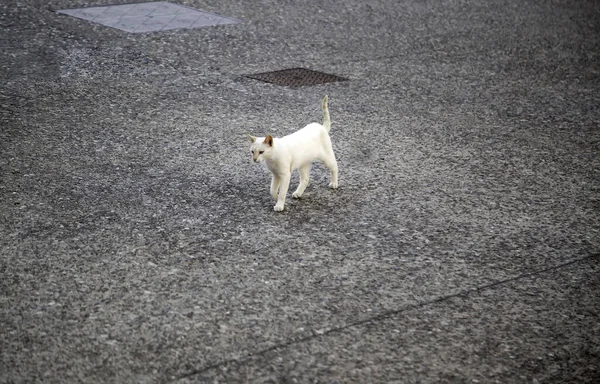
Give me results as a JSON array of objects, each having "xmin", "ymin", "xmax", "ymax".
[{"xmin": 1, "ymin": 0, "xmax": 599, "ymax": 383}]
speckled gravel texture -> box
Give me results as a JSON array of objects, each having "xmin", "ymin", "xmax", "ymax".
[{"xmin": 1, "ymin": 0, "xmax": 599, "ymax": 383}]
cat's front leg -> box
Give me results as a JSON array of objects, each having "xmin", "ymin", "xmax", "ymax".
[
  {"xmin": 274, "ymin": 172, "xmax": 291, "ymax": 211},
  {"xmin": 270, "ymin": 175, "xmax": 280, "ymax": 200}
]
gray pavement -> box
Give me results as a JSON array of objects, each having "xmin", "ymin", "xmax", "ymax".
[{"xmin": 1, "ymin": 0, "xmax": 599, "ymax": 383}]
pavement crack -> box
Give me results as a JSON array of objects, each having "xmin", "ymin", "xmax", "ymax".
[{"xmin": 173, "ymin": 253, "xmax": 599, "ymax": 382}]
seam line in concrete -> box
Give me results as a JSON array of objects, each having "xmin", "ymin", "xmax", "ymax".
[{"xmin": 173, "ymin": 253, "xmax": 600, "ymax": 382}]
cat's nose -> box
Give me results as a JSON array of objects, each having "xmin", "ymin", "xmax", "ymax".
[{"xmin": 253, "ymin": 158, "xmax": 258, "ymax": 162}]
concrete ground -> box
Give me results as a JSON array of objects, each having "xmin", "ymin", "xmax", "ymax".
[{"xmin": 1, "ymin": 0, "xmax": 599, "ymax": 383}]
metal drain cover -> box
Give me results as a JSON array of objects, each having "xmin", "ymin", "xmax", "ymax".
[
  {"xmin": 246, "ymin": 68, "xmax": 348, "ymax": 88},
  {"xmin": 57, "ymin": 1, "xmax": 242, "ymax": 33}
]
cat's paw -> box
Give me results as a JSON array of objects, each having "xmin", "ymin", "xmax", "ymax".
[
  {"xmin": 329, "ymin": 181, "xmax": 338, "ymax": 189},
  {"xmin": 292, "ymin": 191, "xmax": 302, "ymax": 199},
  {"xmin": 274, "ymin": 204, "xmax": 285, "ymax": 212}
]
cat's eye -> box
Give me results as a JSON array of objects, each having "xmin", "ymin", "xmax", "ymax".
[{"xmin": 259, "ymin": 150, "xmax": 264, "ymax": 154}]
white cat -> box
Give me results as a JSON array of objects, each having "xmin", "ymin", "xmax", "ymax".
[{"xmin": 249, "ymin": 95, "xmax": 339, "ymax": 211}]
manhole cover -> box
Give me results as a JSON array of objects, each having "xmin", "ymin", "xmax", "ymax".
[
  {"xmin": 56, "ymin": 1, "xmax": 242, "ymax": 33},
  {"xmin": 246, "ymin": 68, "xmax": 348, "ymax": 88}
]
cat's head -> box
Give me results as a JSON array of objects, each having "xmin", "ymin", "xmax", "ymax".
[{"xmin": 248, "ymin": 134, "xmax": 274, "ymax": 162}]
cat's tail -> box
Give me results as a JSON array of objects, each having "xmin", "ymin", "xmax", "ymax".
[{"xmin": 322, "ymin": 95, "xmax": 331, "ymax": 133}]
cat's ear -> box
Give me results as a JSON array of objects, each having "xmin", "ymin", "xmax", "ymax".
[
  {"xmin": 264, "ymin": 135, "xmax": 273, "ymax": 146},
  {"xmin": 248, "ymin": 134, "xmax": 256, "ymax": 143}
]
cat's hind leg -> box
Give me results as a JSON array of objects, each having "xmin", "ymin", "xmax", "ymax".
[
  {"xmin": 292, "ymin": 164, "xmax": 311, "ymax": 199},
  {"xmin": 274, "ymin": 172, "xmax": 291, "ymax": 211},
  {"xmin": 270, "ymin": 175, "xmax": 281, "ymax": 200},
  {"xmin": 323, "ymin": 152, "xmax": 338, "ymax": 189}
]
